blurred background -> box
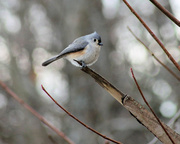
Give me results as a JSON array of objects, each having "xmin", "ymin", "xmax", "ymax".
[{"xmin": 0, "ymin": 0, "xmax": 180, "ymax": 143}]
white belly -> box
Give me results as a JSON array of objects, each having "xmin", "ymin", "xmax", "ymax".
[{"xmin": 65, "ymin": 44, "xmax": 101, "ymax": 67}]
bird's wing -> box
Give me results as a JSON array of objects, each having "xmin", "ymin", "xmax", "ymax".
[
  {"xmin": 57, "ymin": 38, "xmax": 89, "ymax": 58},
  {"xmin": 42, "ymin": 37, "xmax": 89, "ymax": 66}
]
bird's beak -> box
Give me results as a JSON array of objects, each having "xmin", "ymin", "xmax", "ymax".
[{"xmin": 98, "ymin": 42, "xmax": 103, "ymax": 46}]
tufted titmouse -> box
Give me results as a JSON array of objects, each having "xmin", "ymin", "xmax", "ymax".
[{"xmin": 42, "ymin": 32, "xmax": 103, "ymax": 67}]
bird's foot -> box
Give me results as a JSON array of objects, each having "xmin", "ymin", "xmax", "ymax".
[
  {"xmin": 73, "ymin": 59, "xmax": 87, "ymax": 69},
  {"xmin": 80, "ymin": 60, "xmax": 87, "ymax": 69}
]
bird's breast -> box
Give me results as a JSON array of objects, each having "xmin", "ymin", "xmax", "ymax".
[{"xmin": 65, "ymin": 45, "xmax": 101, "ymax": 66}]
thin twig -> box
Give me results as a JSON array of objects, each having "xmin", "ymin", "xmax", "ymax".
[
  {"xmin": 73, "ymin": 61, "xmax": 180, "ymax": 143},
  {"xmin": 149, "ymin": 0, "xmax": 180, "ymax": 27},
  {"xmin": 122, "ymin": 0, "xmax": 180, "ymax": 71},
  {"xmin": 0, "ymin": 80, "xmax": 74, "ymax": 144},
  {"xmin": 168, "ymin": 109, "xmax": 180, "ymax": 128},
  {"xmin": 128, "ymin": 27, "xmax": 180, "ymax": 81},
  {"xmin": 41, "ymin": 85, "xmax": 123, "ymax": 144},
  {"xmin": 148, "ymin": 109, "xmax": 180, "ymax": 144},
  {"xmin": 48, "ymin": 135, "xmax": 58, "ymax": 144},
  {"xmin": 131, "ymin": 68, "xmax": 175, "ymax": 144}
]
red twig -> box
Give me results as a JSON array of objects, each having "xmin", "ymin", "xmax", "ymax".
[
  {"xmin": 0, "ymin": 80, "xmax": 74, "ymax": 144},
  {"xmin": 149, "ymin": 0, "xmax": 180, "ymax": 26},
  {"xmin": 130, "ymin": 68, "xmax": 175, "ymax": 144},
  {"xmin": 41, "ymin": 85, "xmax": 123, "ymax": 144},
  {"xmin": 148, "ymin": 109, "xmax": 180, "ymax": 144},
  {"xmin": 128, "ymin": 27, "xmax": 180, "ymax": 82},
  {"xmin": 122, "ymin": 0, "xmax": 180, "ymax": 71}
]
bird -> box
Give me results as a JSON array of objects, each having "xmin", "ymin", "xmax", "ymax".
[{"xmin": 42, "ymin": 31, "xmax": 103, "ymax": 67}]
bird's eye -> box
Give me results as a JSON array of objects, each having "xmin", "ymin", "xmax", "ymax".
[{"xmin": 94, "ymin": 39, "xmax": 96, "ymax": 42}]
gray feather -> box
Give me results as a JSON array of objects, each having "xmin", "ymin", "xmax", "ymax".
[
  {"xmin": 57, "ymin": 40, "xmax": 88, "ymax": 58},
  {"xmin": 42, "ymin": 40, "xmax": 88, "ymax": 66},
  {"xmin": 42, "ymin": 55, "xmax": 59, "ymax": 66},
  {"xmin": 42, "ymin": 31, "xmax": 101, "ymax": 66}
]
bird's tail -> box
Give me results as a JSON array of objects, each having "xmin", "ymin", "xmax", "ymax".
[{"xmin": 42, "ymin": 55, "xmax": 62, "ymax": 66}]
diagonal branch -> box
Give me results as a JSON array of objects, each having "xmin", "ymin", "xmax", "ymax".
[
  {"xmin": 122, "ymin": 0, "xmax": 180, "ymax": 71},
  {"xmin": 148, "ymin": 109, "xmax": 180, "ymax": 144},
  {"xmin": 131, "ymin": 68, "xmax": 175, "ymax": 144},
  {"xmin": 74, "ymin": 60, "xmax": 125, "ymax": 105},
  {"xmin": 128, "ymin": 27, "xmax": 180, "ymax": 81},
  {"xmin": 0, "ymin": 80, "xmax": 74, "ymax": 144},
  {"xmin": 73, "ymin": 60, "xmax": 180, "ymax": 144},
  {"xmin": 41, "ymin": 85, "xmax": 123, "ymax": 144},
  {"xmin": 149, "ymin": 0, "xmax": 180, "ymax": 26}
]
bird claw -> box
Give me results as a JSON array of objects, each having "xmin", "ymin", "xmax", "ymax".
[
  {"xmin": 73, "ymin": 59, "xmax": 87, "ymax": 69},
  {"xmin": 80, "ymin": 61, "xmax": 87, "ymax": 68}
]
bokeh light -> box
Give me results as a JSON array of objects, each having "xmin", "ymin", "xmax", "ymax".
[
  {"xmin": 152, "ymin": 79, "xmax": 172, "ymax": 100},
  {"xmin": 160, "ymin": 101, "xmax": 177, "ymax": 118}
]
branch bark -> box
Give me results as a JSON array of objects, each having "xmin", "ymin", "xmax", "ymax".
[
  {"xmin": 131, "ymin": 68, "xmax": 175, "ymax": 144},
  {"xmin": 80, "ymin": 66, "xmax": 180, "ymax": 144}
]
